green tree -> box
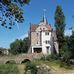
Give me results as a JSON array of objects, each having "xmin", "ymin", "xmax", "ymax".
[
  {"xmin": 0, "ymin": 0, "xmax": 30, "ymax": 29},
  {"xmin": 68, "ymin": 31, "xmax": 74, "ymax": 59},
  {"xmin": 60, "ymin": 34, "xmax": 74, "ymax": 65},
  {"xmin": 10, "ymin": 37, "xmax": 29, "ymax": 55},
  {"xmin": 54, "ymin": 5, "xmax": 66, "ymax": 55}
]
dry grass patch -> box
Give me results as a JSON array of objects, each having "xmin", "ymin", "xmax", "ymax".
[{"xmin": 17, "ymin": 64, "xmax": 25, "ymax": 74}]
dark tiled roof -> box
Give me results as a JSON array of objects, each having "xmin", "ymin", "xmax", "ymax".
[
  {"xmin": 0, "ymin": 48, "xmax": 7, "ymax": 51},
  {"xmin": 30, "ymin": 24, "xmax": 51, "ymax": 31},
  {"xmin": 46, "ymin": 25, "xmax": 51, "ymax": 31},
  {"xmin": 30, "ymin": 24, "xmax": 39, "ymax": 31}
]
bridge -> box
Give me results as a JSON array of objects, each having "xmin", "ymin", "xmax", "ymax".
[{"xmin": 0, "ymin": 53, "xmax": 43, "ymax": 64}]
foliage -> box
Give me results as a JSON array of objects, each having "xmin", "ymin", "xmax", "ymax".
[
  {"xmin": 67, "ymin": 31, "xmax": 74, "ymax": 59},
  {"xmin": 0, "ymin": 64, "xmax": 19, "ymax": 74},
  {"xmin": 9, "ymin": 37, "xmax": 29, "ymax": 55},
  {"xmin": 60, "ymin": 31, "xmax": 74, "ymax": 65},
  {"xmin": 46, "ymin": 54, "xmax": 59, "ymax": 61},
  {"xmin": 54, "ymin": 5, "xmax": 66, "ymax": 53},
  {"xmin": 40, "ymin": 54, "xmax": 59, "ymax": 62},
  {"xmin": 60, "ymin": 42, "xmax": 71, "ymax": 63},
  {"xmin": 0, "ymin": 0, "xmax": 30, "ymax": 29},
  {"xmin": 54, "ymin": 36, "xmax": 71, "ymax": 66},
  {"xmin": 5, "ymin": 60, "xmax": 16, "ymax": 64},
  {"xmin": 25, "ymin": 62, "xmax": 37, "ymax": 74},
  {"xmin": 40, "ymin": 56, "xmax": 46, "ymax": 61}
]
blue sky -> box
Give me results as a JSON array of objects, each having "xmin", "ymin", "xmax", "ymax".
[{"xmin": 0, "ymin": 0, "xmax": 74, "ymax": 48}]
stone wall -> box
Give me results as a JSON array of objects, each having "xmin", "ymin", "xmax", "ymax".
[{"xmin": 31, "ymin": 32, "xmax": 41, "ymax": 46}]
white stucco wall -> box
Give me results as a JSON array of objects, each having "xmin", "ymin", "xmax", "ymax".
[{"xmin": 41, "ymin": 31, "xmax": 52, "ymax": 54}]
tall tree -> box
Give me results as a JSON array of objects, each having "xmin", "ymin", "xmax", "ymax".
[{"xmin": 54, "ymin": 5, "xmax": 66, "ymax": 53}]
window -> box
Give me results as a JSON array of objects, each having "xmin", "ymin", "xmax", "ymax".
[
  {"xmin": 48, "ymin": 41, "xmax": 50, "ymax": 44},
  {"xmin": 45, "ymin": 31, "xmax": 49, "ymax": 35},
  {"xmin": 45, "ymin": 40, "xmax": 47, "ymax": 44},
  {"xmin": 45, "ymin": 40, "xmax": 50, "ymax": 44}
]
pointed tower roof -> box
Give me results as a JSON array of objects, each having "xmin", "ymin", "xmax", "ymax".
[
  {"xmin": 39, "ymin": 9, "xmax": 48, "ymax": 25},
  {"xmin": 43, "ymin": 9, "xmax": 48, "ymax": 24},
  {"xmin": 42, "ymin": 16, "xmax": 48, "ymax": 24}
]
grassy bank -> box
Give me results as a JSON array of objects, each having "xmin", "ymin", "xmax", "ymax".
[
  {"xmin": 33, "ymin": 60, "xmax": 74, "ymax": 74},
  {"xmin": 0, "ymin": 64, "xmax": 19, "ymax": 74},
  {"xmin": 0, "ymin": 60, "xmax": 74, "ymax": 74}
]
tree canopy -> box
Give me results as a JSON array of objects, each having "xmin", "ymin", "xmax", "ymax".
[
  {"xmin": 9, "ymin": 37, "xmax": 29, "ymax": 55},
  {"xmin": 0, "ymin": 0, "xmax": 30, "ymax": 29}
]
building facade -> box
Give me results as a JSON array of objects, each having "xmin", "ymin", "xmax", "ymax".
[
  {"xmin": 0, "ymin": 48, "xmax": 9, "ymax": 55},
  {"xmin": 28, "ymin": 17, "xmax": 59, "ymax": 55}
]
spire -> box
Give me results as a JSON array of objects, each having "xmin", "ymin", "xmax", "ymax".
[
  {"xmin": 43, "ymin": 9, "xmax": 48, "ymax": 24},
  {"xmin": 39, "ymin": 9, "xmax": 48, "ymax": 25}
]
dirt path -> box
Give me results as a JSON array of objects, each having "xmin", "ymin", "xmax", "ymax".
[
  {"xmin": 36, "ymin": 61, "xmax": 74, "ymax": 74},
  {"xmin": 50, "ymin": 65, "xmax": 74, "ymax": 74},
  {"xmin": 17, "ymin": 64, "xmax": 25, "ymax": 74}
]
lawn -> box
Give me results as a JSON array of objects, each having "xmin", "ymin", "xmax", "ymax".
[
  {"xmin": 0, "ymin": 64, "xmax": 19, "ymax": 74},
  {"xmin": 0, "ymin": 61, "xmax": 74, "ymax": 74}
]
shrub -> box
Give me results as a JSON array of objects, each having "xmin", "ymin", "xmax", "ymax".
[
  {"xmin": 5, "ymin": 60, "xmax": 16, "ymax": 64},
  {"xmin": 40, "ymin": 56, "xmax": 46, "ymax": 61},
  {"xmin": 0, "ymin": 64, "xmax": 19, "ymax": 74},
  {"xmin": 50, "ymin": 54, "xmax": 59, "ymax": 60},
  {"xmin": 25, "ymin": 62, "xmax": 37, "ymax": 74},
  {"xmin": 40, "ymin": 54, "xmax": 59, "ymax": 61},
  {"xmin": 60, "ymin": 61, "xmax": 72, "ymax": 69}
]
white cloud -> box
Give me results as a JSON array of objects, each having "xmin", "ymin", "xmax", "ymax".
[
  {"xmin": 10, "ymin": 33, "xmax": 28, "ymax": 43},
  {"xmin": 64, "ymin": 30, "xmax": 72, "ymax": 36},
  {"xmin": 18, "ymin": 33, "xmax": 28, "ymax": 40}
]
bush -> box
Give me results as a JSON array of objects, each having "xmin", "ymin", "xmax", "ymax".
[
  {"xmin": 60, "ymin": 61, "xmax": 72, "ymax": 69},
  {"xmin": 40, "ymin": 56, "xmax": 46, "ymax": 61},
  {"xmin": 46, "ymin": 54, "xmax": 59, "ymax": 61},
  {"xmin": 5, "ymin": 60, "xmax": 16, "ymax": 64},
  {"xmin": 40, "ymin": 54, "xmax": 59, "ymax": 62},
  {"xmin": 0, "ymin": 64, "xmax": 19, "ymax": 74},
  {"xmin": 25, "ymin": 62, "xmax": 37, "ymax": 74}
]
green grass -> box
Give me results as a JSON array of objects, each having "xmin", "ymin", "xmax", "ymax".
[
  {"xmin": 32, "ymin": 59, "xmax": 74, "ymax": 74},
  {"xmin": 0, "ymin": 60, "xmax": 74, "ymax": 74},
  {"xmin": 0, "ymin": 64, "xmax": 19, "ymax": 74}
]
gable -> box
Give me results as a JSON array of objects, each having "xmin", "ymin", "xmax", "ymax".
[{"xmin": 36, "ymin": 25, "xmax": 51, "ymax": 31}]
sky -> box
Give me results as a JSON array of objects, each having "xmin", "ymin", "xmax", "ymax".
[{"xmin": 0, "ymin": 0, "xmax": 74, "ymax": 48}]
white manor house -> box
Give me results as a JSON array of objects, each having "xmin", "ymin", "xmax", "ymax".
[{"xmin": 28, "ymin": 16, "xmax": 59, "ymax": 55}]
